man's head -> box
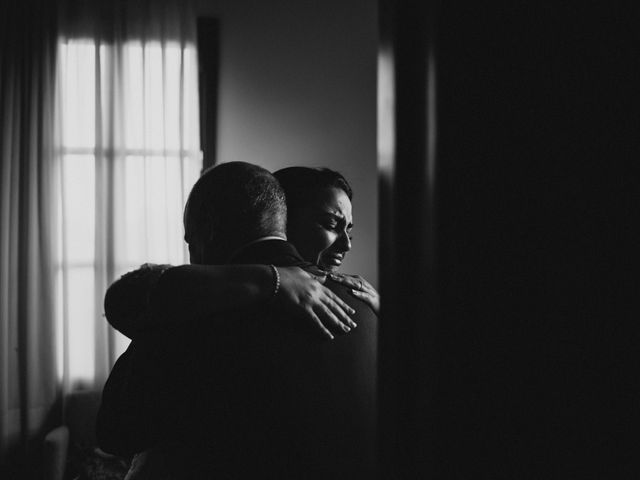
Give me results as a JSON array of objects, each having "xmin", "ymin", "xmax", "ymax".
[{"xmin": 183, "ymin": 162, "xmax": 287, "ymax": 264}]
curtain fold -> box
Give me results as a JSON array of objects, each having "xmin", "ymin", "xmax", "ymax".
[
  {"xmin": 55, "ymin": 0, "xmax": 201, "ymax": 391},
  {"xmin": 1, "ymin": 0, "xmax": 200, "ymax": 473},
  {"xmin": 1, "ymin": 0, "xmax": 59, "ymax": 472}
]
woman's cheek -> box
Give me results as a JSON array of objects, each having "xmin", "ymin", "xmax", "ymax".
[
  {"xmin": 308, "ymin": 233, "xmax": 327, "ymax": 265},
  {"xmin": 320, "ymin": 231, "xmax": 338, "ymax": 253}
]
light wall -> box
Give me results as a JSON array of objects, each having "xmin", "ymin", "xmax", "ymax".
[{"xmin": 196, "ymin": 0, "xmax": 378, "ymax": 285}]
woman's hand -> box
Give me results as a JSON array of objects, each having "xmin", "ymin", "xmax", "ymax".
[
  {"xmin": 274, "ymin": 266, "xmax": 357, "ymax": 340},
  {"xmin": 328, "ymin": 273, "xmax": 380, "ymax": 316}
]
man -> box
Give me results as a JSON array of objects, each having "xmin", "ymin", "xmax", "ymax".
[{"xmin": 97, "ymin": 162, "xmax": 377, "ymax": 478}]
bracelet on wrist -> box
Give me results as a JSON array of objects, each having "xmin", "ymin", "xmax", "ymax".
[{"xmin": 269, "ymin": 264, "xmax": 280, "ymax": 300}]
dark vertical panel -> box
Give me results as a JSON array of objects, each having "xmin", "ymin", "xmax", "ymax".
[
  {"xmin": 196, "ymin": 17, "xmax": 219, "ymax": 169},
  {"xmin": 378, "ymin": 1, "xmax": 438, "ymax": 478},
  {"xmin": 436, "ymin": 3, "xmax": 639, "ymax": 478},
  {"xmin": 380, "ymin": 1, "xmax": 639, "ymax": 478}
]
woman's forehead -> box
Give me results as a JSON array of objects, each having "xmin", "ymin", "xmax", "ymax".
[{"xmin": 313, "ymin": 187, "xmax": 352, "ymax": 219}]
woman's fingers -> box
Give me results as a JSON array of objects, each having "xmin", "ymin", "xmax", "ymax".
[
  {"xmin": 274, "ymin": 266, "xmax": 358, "ymax": 339},
  {"xmin": 350, "ymin": 289, "xmax": 367, "ymax": 298},
  {"xmin": 354, "ymin": 276, "xmax": 375, "ymax": 294},
  {"xmin": 328, "ymin": 273, "xmax": 379, "ymax": 313},
  {"xmin": 329, "ymin": 273, "xmax": 369, "ymax": 292},
  {"xmin": 328, "ymin": 272, "xmax": 355, "ymax": 288},
  {"xmin": 351, "ymin": 286, "xmax": 380, "ymax": 316},
  {"xmin": 350, "ymin": 288, "xmax": 375, "ymax": 305},
  {"xmin": 315, "ymin": 303, "xmax": 351, "ymax": 334},
  {"xmin": 322, "ymin": 291, "xmax": 357, "ymax": 329},
  {"xmin": 324, "ymin": 287, "xmax": 356, "ymax": 316},
  {"xmin": 306, "ymin": 308, "xmax": 334, "ymax": 340}
]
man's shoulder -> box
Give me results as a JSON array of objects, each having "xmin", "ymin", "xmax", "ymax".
[
  {"xmin": 323, "ymin": 278, "xmax": 377, "ymax": 327},
  {"xmin": 232, "ymin": 239, "xmax": 306, "ymax": 267},
  {"xmin": 320, "ymin": 277, "xmax": 378, "ymax": 371}
]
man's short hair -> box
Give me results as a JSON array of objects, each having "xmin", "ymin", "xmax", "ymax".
[{"xmin": 184, "ymin": 162, "xmax": 287, "ymax": 262}]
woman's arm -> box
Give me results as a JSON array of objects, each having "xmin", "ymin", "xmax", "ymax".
[
  {"xmin": 105, "ymin": 264, "xmax": 356, "ymax": 341},
  {"xmin": 104, "ymin": 264, "xmax": 171, "ymax": 339}
]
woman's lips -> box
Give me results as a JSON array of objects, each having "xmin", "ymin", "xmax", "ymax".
[{"xmin": 324, "ymin": 253, "xmax": 343, "ymax": 266}]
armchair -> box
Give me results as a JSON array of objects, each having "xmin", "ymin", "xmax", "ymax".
[{"xmin": 42, "ymin": 390, "xmax": 129, "ymax": 480}]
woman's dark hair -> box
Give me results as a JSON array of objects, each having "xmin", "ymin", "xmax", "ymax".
[{"xmin": 273, "ymin": 167, "xmax": 353, "ymax": 214}]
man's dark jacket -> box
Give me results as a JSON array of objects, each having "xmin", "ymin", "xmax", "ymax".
[{"xmin": 97, "ymin": 240, "xmax": 377, "ymax": 479}]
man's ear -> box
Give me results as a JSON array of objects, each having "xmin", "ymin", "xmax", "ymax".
[{"xmin": 188, "ymin": 242, "xmax": 204, "ymax": 265}]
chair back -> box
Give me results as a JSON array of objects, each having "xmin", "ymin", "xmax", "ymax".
[{"xmin": 64, "ymin": 390, "xmax": 102, "ymax": 447}]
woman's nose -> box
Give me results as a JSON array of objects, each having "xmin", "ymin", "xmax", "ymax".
[{"xmin": 338, "ymin": 230, "xmax": 352, "ymax": 252}]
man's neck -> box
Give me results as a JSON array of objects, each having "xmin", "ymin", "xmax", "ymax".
[{"xmin": 227, "ymin": 235, "xmax": 287, "ymax": 263}]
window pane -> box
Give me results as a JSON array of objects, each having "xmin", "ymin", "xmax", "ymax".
[
  {"xmin": 144, "ymin": 42, "xmax": 164, "ymax": 150},
  {"xmin": 59, "ymin": 41, "xmax": 95, "ymax": 149},
  {"xmin": 146, "ymin": 156, "xmax": 176, "ymax": 261},
  {"xmin": 56, "ymin": 38, "xmax": 201, "ymax": 389},
  {"xmin": 183, "ymin": 45, "xmax": 200, "ymax": 150},
  {"xmin": 163, "ymin": 43, "xmax": 181, "ymax": 150},
  {"xmin": 66, "ymin": 266, "xmax": 96, "ymax": 384},
  {"xmin": 120, "ymin": 155, "xmax": 147, "ymax": 262},
  {"xmin": 119, "ymin": 155, "xmax": 195, "ymax": 265},
  {"xmin": 113, "ymin": 330, "xmax": 131, "ymax": 361},
  {"xmin": 99, "ymin": 43, "xmax": 113, "ymax": 146},
  {"xmin": 62, "ymin": 154, "xmax": 95, "ymax": 263},
  {"xmin": 124, "ymin": 42, "xmax": 145, "ymax": 149}
]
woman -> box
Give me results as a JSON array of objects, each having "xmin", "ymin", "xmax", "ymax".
[
  {"xmin": 105, "ymin": 166, "xmax": 379, "ymax": 341},
  {"xmin": 274, "ymin": 166, "xmax": 379, "ymax": 311}
]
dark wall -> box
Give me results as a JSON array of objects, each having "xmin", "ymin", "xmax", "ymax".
[
  {"xmin": 380, "ymin": 1, "xmax": 639, "ymax": 478},
  {"xmin": 435, "ymin": 2, "xmax": 638, "ymax": 479}
]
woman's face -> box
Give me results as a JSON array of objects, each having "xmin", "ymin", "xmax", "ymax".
[{"xmin": 287, "ymin": 187, "xmax": 353, "ymax": 272}]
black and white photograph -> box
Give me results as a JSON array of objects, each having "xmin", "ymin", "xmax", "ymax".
[{"xmin": 1, "ymin": 0, "xmax": 637, "ymax": 478}]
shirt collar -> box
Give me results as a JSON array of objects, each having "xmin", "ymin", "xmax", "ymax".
[{"xmin": 227, "ymin": 235, "xmax": 287, "ymax": 263}]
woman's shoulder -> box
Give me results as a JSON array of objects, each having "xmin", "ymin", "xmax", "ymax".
[
  {"xmin": 119, "ymin": 263, "xmax": 173, "ymax": 283},
  {"xmin": 108, "ymin": 263, "xmax": 173, "ymax": 312},
  {"xmin": 105, "ymin": 264, "xmax": 173, "ymax": 338}
]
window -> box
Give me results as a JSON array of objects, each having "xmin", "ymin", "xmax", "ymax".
[{"xmin": 55, "ymin": 39, "xmax": 201, "ymax": 387}]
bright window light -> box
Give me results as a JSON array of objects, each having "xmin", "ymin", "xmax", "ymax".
[{"xmin": 56, "ymin": 39, "xmax": 201, "ymax": 388}]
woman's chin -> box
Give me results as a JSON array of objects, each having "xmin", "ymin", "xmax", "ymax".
[
  {"xmin": 318, "ymin": 262, "xmax": 341, "ymax": 273},
  {"xmin": 317, "ymin": 253, "xmax": 344, "ymax": 272}
]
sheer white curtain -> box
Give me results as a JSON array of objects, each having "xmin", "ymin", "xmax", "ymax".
[
  {"xmin": 1, "ymin": 1, "xmax": 58, "ymax": 469},
  {"xmin": 55, "ymin": 0, "xmax": 201, "ymax": 391}
]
